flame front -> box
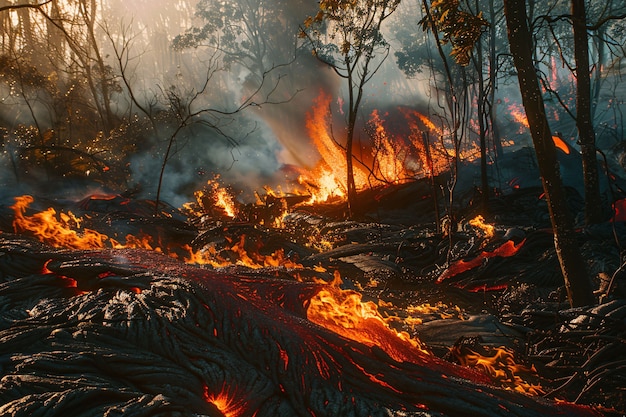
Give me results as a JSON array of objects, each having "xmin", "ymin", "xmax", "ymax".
[
  {"xmin": 297, "ymin": 93, "xmax": 453, "ymax": 204},
  {"xmin": 11, "ymin": 195, "xmax": 109, "ymax": 250}
]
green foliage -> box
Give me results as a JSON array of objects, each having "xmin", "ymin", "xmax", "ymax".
[
  {"xmin": 172, "ymin": 0, "xmax": 297, "ymax": 80},
  {"xmin": 421, "ymin": 0, "xmax": 488, "ymax": 66},
  {"xmin": 300, "ymin": 0, "xmax": 400, "ymax": 71}
]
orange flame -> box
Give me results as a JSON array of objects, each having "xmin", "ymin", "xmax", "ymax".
[
  {"xmin": 469, "ymin": 215, "xmax": 495, "ymax": 238},
  {"xmin": 451, "ymin": 345, "xmax": 544, "ymax": 396},
  {"xmin": 11, "ymin": 195, "xmax": 109, "ymax": 250},
  {"xmin": 11, "ymin": 195, "xmax": 304, "ymax": 271},
  {"xmin": 186, "ymin": 177, "xmax": 238, "ymax": 219},
  {"xmin": 307, "ymin": 272, "xmax": 431, "ymax": 362},
  {"xmin": 297, "ymin": 91, "xmax": 370, "ymax": 203},
  {"xmin": 183, "ymin": 235, "xmax": 303, "ymax": 270},
  {"xmin": 369, "ymin": 109, "xmax": 407, "ymax": 183},
  {"xmin": 289, "ymin": 94, "xmax": 481, "ymax": 203},
  {"xmin": 509, "ymin": 104, "xmax": 529, "ymax": 130}
]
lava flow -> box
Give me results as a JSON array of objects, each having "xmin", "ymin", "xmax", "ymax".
[{"xmin": 0, "ymin": 192, "xmax": 606, "ymax": 416}]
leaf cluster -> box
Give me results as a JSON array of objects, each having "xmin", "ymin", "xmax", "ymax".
[
  {"xmin": 421, "ymin": 0, "xmax": 488, "ymax": 66},
  {"xmin": 300, "ymin": 0, "xmax": 400, "ymax": 68}
]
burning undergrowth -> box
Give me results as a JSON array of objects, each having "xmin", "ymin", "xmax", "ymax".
[{"xmin": 0, "ymin": 183, "xmax": 623, "ymax": 415}]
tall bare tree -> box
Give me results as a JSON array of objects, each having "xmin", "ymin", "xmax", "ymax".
[
  {"xmin": 572, "ymin": 0, "xmax": 625, "ymax": 225},
  {"xmin": 503, "ymin": 0, "xmax": 594, "ymax": 307}
]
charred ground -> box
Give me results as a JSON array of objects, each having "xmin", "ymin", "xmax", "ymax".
[{"xmin": 0, "ymin": 174, "xmax": 624, "ymax": 416}]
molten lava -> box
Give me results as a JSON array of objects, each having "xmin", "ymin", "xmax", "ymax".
[
  {"xmin": 437, "ymin": 239, "xmax": 525, "ymax": 283},
  {"xmin": 307, "ymin": 272, "xmax": 431, "ymax": 362},
  {"xmin": 552, "ymin": 135, "xmax": 571, "ymax": 154},
  {"xmin": 450, "ymin": 344, "xmax": 544, "ymax": 396}
]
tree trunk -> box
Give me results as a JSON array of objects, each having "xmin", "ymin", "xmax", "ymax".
[
  {"xmin": 572, "ymin": 0, "xmax": 603, "ymax": 224},
  {"xmin": 345, "ymin": 122, "xmax": 358, "ymax": 218},
  {"xmin": 345, "ymin": 67, "xmax": 359, "ymax": 219},
  {"xmin": 475, "ymin": 34, "xmax": 489, "ymax": 212},
  {"xmin": 488, "ymin": 0, "xmax": 503, "ymax": 159},
  {"xmin": 503, "ymin": 0, "xmax": 594, "ymax": 307}
]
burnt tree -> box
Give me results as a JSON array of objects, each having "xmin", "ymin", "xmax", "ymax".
[
  {"xmin": 572, "ymin": 0, "xmax": 603, "ymax": 225},
  {"xmin": 503, "ymin": 0, "xmax": 594, "ymax": 308}
]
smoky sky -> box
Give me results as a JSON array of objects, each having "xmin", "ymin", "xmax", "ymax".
[{"xmin": 3, "ymin": 0, "xmax": 622, "ymax": 208}]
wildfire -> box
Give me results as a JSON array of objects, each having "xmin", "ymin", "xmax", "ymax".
[
  {"xmin": 183, "ymin": 236, "xmax": 303, "ymax": 270},
  {"xmin": 11, "ymin": 195, "xmax": 109, "ymax": 250},
  {"xmin": 10, "ymin": 195, "xmax": 303, "ymax": 270},
  {"xmin": 11, "ymin": 195, "xmax": 166, "ymax": 253},
  {"xmin": 184, "ymin": 177, "xmax": 238, "ymax": 219},
  {"xmin": 296, "ymin": 91, "xmax": 368, "ymax": 203},
  {"xmin": 295, "ymin": 93, "xmax": 453, "ymax": 204},
  {"xmin": 469, "ymin": 215, "xmax": 495, "ymax": 239},
  {"xmin": 369, "ymin": 109, "xmax": 408, "ymax": 183}
]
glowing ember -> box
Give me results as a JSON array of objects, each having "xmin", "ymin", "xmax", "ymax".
[{"xmin": 469, "ymin": 215, "xmax": 495, "ymax": 238}]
